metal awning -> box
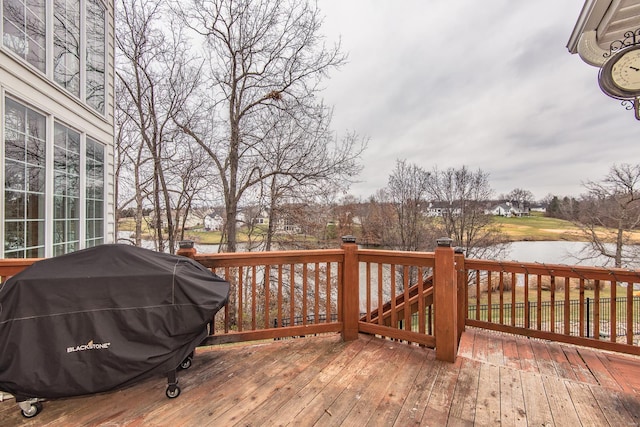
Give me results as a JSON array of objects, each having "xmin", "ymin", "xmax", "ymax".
[{"xmin": 568, "ymin": 0, "xmax": 640, "ymax": 66}]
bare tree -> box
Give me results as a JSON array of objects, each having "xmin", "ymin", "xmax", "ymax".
[
  {"xmin": 574, "ymin": 163, "xmax": 640, "ymax": 268},
  {"xmin": 426, "ymin": 166, "xmax": 508, "ymax": 259},
  {"xmin": 386, "ymin": 160, "xmax": 434, "ymax": 252},
  {"xmin": 506, "ymin": 187, "xmax": 535, "ymax": 213},
  {"xmin": 360, "ymin": 191, "xmax": 397, "ymax": 247},
  {"xmin": 116, "ymin": 0, "xmax": 204, "ymax": 252},
  {"xmin": 115, "ymin": 83, "xmax": 153, "ymax": 247},
  {"xmin": 172, "ymin": 0, "xmax": 354, "ymax": 252},
  {"xmin": 258, "ymin": 106, "xmax": 365, "ymax": 251}
]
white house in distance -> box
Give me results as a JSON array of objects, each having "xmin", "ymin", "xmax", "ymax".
[
  {"xmin": 0, "ymin": 0, "xmax": 115, "ymax": 258},
  {"xmin": 204, "ymin": 212, "xmax": 224, "ymax": 231}
]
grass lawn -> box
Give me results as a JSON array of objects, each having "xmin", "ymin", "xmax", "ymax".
[
  {"xmin": 118, "ymin": 212, "xmax": 640, "ymax": 246},
  {"xmin": 492, "ymin": 214, "xmax": 584, "ymax": 241},
  {"xmin": 493, "ymin": 213, "xmax": 640, "ymax": 243}
]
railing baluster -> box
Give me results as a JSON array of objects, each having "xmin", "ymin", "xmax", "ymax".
[
  {"xmin": 290, "ymin": 264, "xmax": 295, "ymax": 326},
  {"xmin": 302, "ymin": 263, "xmax": 308, "ymax": 326},
  {"xmin": 251, "ymin": 265, "xmax": 257, "ymax": 330},
  {"xmin": 264, "ymin": 265, "xmax": 270, "ymax": 329},
  {"xmin": 314, "ymin": 262, "xmax": 320, "ymax": 325},
  {"xmin": 594, "ymin": 280, "xmax": 600, "ymax": 340},
  {"xmin": 564, "ymin": 277, "xmax": 570, "ymax": 335},
  {"xmin": 579, "ymin": 278, "xmax": 585, "ymax": 337},
  {"xmin": 366, "ymin": 262, "xmax": 372, "ymax": 323},
  {"xmin": 610, "ymin": 280, "xmax": 616, "ymax": 342},
  {"xmin": 627, "ymin": 280, "xmax": 634, "ymax": 345},
  {"xmin": 337, "ymin": 260, "xmax": 343, "ymax": 323},
  {"xmin": 524, "ymin": 273, "xmax": 530, "ymax": 329},
  {"xmin": 487, "ymin": 272, "xmax": 492, "ymax": 323},
  {"xmin": 390, "ymin": 264, "xmax": 397, "ymax": 329},
  {"xmin": 499, "ymin": 271, "xmax": 504, "ymax": 325},
  {"xmin": 377, "ymin": 263, "xmax": 383, "ymax": 326},
  {"xmin": 326, "ymin": 262, "xmax": 331, "ymax": 323},
  {"xmin": 403, "ymin": 265, "xmax": 410, "ymax": 336},
  {"xmin": 277, "ymin": 264, "xmax": 283, "ymax": 328},
  {"xmin": 419, "ymin": 266, "xmax": 426, "ymax": 335},
  {"xmin": 550, "ymin": 275, "xmax": 556, "ymax": 334},
  {"xmin": 475, "ymin": 270, "xmax": 481, "ymax": 321},
  {"xmin": 537, "ymin": 274, "xmax": 542, "ymax": 331},
  {"xmin": 238, "ymin": 267, "xmax": 243, "ymax": 332},
  {"xmin": 511, "ymin": 272, "xmax": 516, "ymax": 327}
]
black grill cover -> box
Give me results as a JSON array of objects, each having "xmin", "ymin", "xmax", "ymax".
[{"xmin": 0, "ymin": 244, "xmax": 229, "ymax": 399}]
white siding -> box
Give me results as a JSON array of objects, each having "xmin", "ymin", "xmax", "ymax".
[{"xmin": 0, "ymin": 0, "xmax": 115, "ymax": 256}]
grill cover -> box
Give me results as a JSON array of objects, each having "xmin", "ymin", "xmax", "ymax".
[{"xmin": 0, "ymin": 244, "xmax": 229, "ymax": 399}]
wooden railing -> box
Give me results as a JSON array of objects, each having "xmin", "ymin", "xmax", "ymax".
[
  {"xmin": 2, "ymin": 239, "xmax": 639, "ymax": 360},
  {"xmin": 463, "ymin": 258, "xmax": 640, "ymax": 356},
  {"xmin": 191, "ymin": 248, "xmax": 346, "ymax": 345},
  {"xmin": 187, "ymin": 242, "xmax": 449, "ymax": 355}
]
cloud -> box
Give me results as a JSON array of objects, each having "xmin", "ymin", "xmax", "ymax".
[{"xmin": 318, "ymin": 0, "xmax": 640, "ymax": 201}]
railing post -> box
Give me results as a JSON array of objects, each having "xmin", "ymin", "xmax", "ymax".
[
  {"xmin": 341, "ymin": 235, "xmax": 359, "ymax": 341},
  {"xmin": 455, "ymin": 247, "xmax": 466, "ymax": 342},
  {"xmin": 177, "ymin": 240, "xmax": 197, "ymax": 259},
  {"xmin": 434, "ymin": 237, "xmax": 458, "ymax": 362}
]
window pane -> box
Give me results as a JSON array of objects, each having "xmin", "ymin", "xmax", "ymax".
[
  {"xmin": 53, "ymin": 122, "xmax": 80, "ymax": 254},
  {"xmin": 86, "ymin": 137, "xmax": 105, "ymax": 246},
  {"xmin": 26, "ymin": 246, "xmax": 44, "ymax": 258},
  {"xmin": 26, "ymin": 193, "xmax": 44, "ymax": 219},
  {"xmin": 4, "ymin": 221, "xmax": 24, "ymax": 251},
  {"xmin": 25, "ymin": 0, "xmax": 46, "ymax": 71},
  {"xmin": 5, "ymin": 160, "xmax": 24, "ymax": 190},
  {"xmin": 86, "ymin": 0, "xmax": 105, "ymax": 113},
  {"xmin": 5, "ymin": 191, "xmax": 25, "ymax": 219},
  {"xmin": 54, "ymin": 0, "xmax": 80, "ymax": 96},
  {"xmin": 27, "ymin": 136, "xmax": 45, "ymax": 165},
  {"xmin": 3, "ymin": 0, "xmax": 46, "ymax": 72},
  {"xmin": 4, "ymin": 98, "xmax": 45, "ymax": 258},
  {"xmin": 27, "ymin": 165, "xmax": 45, "ymax": 192},
  {"xmin": 26, "ymin": 219, "xmax": 43, "ymax": 247}
]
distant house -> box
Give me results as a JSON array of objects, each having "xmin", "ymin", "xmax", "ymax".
[
  {"xmin": 426, "ymin": 201, "xmax": 462, "ymax": 217},
  {"xmin": 487, "ymin": 201, "xmax": 530, "ymax": 217},
  {"xmin": 204, "ymin": 212, "xmax": 224, "ymax": 231},
  {"xmin": 530, "ymin": 204, "xmax": 547, "ymax": 213},
  {"xmin": 488, "ymin": 203, "xmax": 513, "ymax": 217}
]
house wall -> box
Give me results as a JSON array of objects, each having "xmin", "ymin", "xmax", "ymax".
[{"xmin": 0, "ymin": 0, "xmax": 115, "ymax": 257}]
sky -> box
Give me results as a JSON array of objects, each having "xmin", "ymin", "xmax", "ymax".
[{"xmin": 315, "ymin": 0, "xmax": 640, "ymax": 202}]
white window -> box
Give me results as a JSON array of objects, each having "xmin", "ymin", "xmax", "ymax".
[
  {"xmin": 3, "ymin": 97, "xmax": 107, "ymax": 257},
  {"xmin": 85, "ymin": 0, "xmax": 105, "ymax": 114},
  {"xmin": 2, "ymin": 0, "xmax": 46, "ymax": 72},
  {"xmin": 3, "ymin": 97, "xmax": 46, "ymax": 258},
  {"xmin": 53, "ymin": 0, "xmax": 80, "ymax": 97},
  {"xmin": 2, "ymin": 0, "xmax": 107, "ymax": 113},
  {"xmin": 53, "ymin": 122, "xmax": 80, "ymax": 255},
  {"xmin": 85, "ymin": 137, "xmax": 104, "ymax": 247}
]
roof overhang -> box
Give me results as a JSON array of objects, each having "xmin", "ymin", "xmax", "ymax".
[{"xmin": 567, "ymin": 0, "xmax": 640, "ymax": 66}]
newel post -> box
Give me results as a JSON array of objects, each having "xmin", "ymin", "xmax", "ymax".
[
  {"xmin": 434, "ymin": 237, "xmax": 459, "ymax": 362},
  {"xmin": 341, "ymin": 235, "xmax": 359, "ymax": 341},
  {"xmin": 177, "ymin": 240, "xmax": 197, "ymax": 259},
  {"xmin": 455, "ymin": 247, "xmax": 466, "ymax": 342}
]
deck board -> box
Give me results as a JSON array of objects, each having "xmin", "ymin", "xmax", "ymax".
[
  {"xmin": 498, "ymin": 367, "xmax": 527, "ymax": 427},
  {"xmin": 2, "ymin": 328, "xmax": 640, "ymax": 426}
]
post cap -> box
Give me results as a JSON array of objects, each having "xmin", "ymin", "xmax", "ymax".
[
  {"xmin": 341, "ymin": 235, "xmax": 357, "ymax": 244},
  {"xmin": 179, "ymin": 240, "xmax": 195, "ymax": 249},
  {"xmin": 454, "ymin": 247, "xmax": 465, "ymax": 254},
  {"xmin": 436, "ymin": 237, "xmax": 453, "ymax": 247}
]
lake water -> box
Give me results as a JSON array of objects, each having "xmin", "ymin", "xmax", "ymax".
[
  {"xmin": 502, "ymin": 241, "xmax": 638, "ymax": 267},
  {"xmin": 118, "ymin": 232, "xmax": 635, "ymax": 268},
  {"xmin": 503, "ymin": 241, "xmax": 595, "ymax": 265}
]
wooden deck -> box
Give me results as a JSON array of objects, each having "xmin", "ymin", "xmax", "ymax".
[{"xmin": 2, "ymin": 328, "xmax": 640, "ymax": 426}]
